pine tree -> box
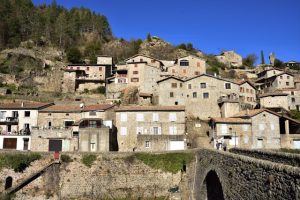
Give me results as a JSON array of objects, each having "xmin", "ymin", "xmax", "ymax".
[{"xmin": 261, "ymin": 50, "xmax": 265, "ymax": 64}]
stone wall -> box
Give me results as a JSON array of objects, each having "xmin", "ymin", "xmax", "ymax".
[{"xmin": 192, "ymin": 149, "xmax": 300, "ymax": 200}]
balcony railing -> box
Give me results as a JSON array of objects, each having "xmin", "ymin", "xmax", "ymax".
[{"xmin": 0, "ymin": 117, "xmax": 19, "ymax": 123}]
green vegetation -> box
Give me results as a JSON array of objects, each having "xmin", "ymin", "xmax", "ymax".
[
  {"xmin": 243, "ymin": 54, "xmax": 257, "ymax": 68},
  {"xmin": 280, "ymin": 148, "xmax": 300, "ymax": 154},
  {"xmin": 0, "ymin": 153, "xmax": 41, "ymax": 172},
  {"xmin": 81, "ymin": 154, "xmax": 97, "ymax": 167},
  {"xmin": 135, "ymin": 152, "xmax": 194, "ymax": 174},
  {"xmin": 61, "ymin": 154, "xmax": 72, "ymax": 163},
  {"xmin": 290, "ymin": 110, "xmax": 300, "ymax": 121},
  {"xmin": 261, "ymin": 50, "xmax": 265, "ymax": 64},
  {"xmin": 92, "ymin": 86, "xmax": 106, "ymax": 94},
  {"xmin": 274, "ymin": 58, "xmax": 285, "ymax": 68},
  {"xmin": 205, "ymin": 54, "xmax": 227, "ymax": 74},
  {"xmin": 67, "ymin": 47, "xmax": 82, "ymax": 64}
]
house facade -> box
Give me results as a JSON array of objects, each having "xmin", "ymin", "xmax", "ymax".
[
  {"xmin": 115, "ymin": 106, "xmax": 186, "ymax": 152},
  {"xmin": 215, "ymin": 51, "xmax": 243, "ymax": 68},
  {"xmin": 259, "ymin": 93, "xmax": 289, "ymax": 110},
  {"xmin": 238, "ymin": 80, "xmax": 257, "ymax": 108}
]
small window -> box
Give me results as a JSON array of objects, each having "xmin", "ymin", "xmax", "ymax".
[
  {"xmin": 89, "ymin": 111, "xmax": 96, "ymax": 116},
  {"xmin": 180, "ymin": 60, "xmax": 189, "ymax": 66},
  {"xmin": 99, "ymin": 67, "xmax": 102, "ymax": 71},
  {"xmin": 172, "ymin": 69, "xmax": 176, "ymax": 73},
  {"xmin": 152, "ymin": 113, "xmax": 159, "ymax": 122},
  {"xmin": 86, "ymin": 67, "xmax": 89, "ymax": 71},
  {"xmin": 280, "ymin": 76, "xmax": 283, "ymax": 79},
  {"xmin": 133, "ymin": 71, "xmax": 138, "ymax": 74},
  {"xmin": 203, "ymin": 92, "xmax": 209, "ymax": 99},
  {"xmin": 292, "ymin": 98, "xmax": 295, "ymax": 103},
  {"xmin": 153, "ymin": 127, "xmax": 159, "ymax": 135},
  {"xmin": 134, "ymin": 64, "xmax": 138, "ymax": 67},
  {"xmin": 145, "ymin": 141, "xmax": 150, "ymax": 148},
  {"xmin": 246, "ymin": 89, "xmax": 249, "ymax": 93},
  {"xmin": 183, "ymin": 69, "xmax": 187, "ymax": 74},
  {"xmin": 24, "ymin": 111, "xmax": 30, "ymax": 117},
  {"xmin": 292, "ymin": 91, "xmax": 294, "ymax": 95},
  {"xmin": 200, "ymin": 83, "xmax": 206, "ymax": 88},
  {"xmin": 287, "ymin": 76, "xmax": 290, "ymax": 79},
  {"xmin": 151, "ymin": 59, "xmax": 155, "ymax": 63},
  {"xmin": 170, "ymin": 92, "xmax": 174, "ymax": 97},
  {"xmin": 169, "ymin": 113, "xmax": 177, "ymax": 122},
  {"xmin": 225, "ymin": 83, "xmax": 231, "ymax": 89},
  {"xmin": 195, "ymin": 71, "xmax": 200, "ymax": 75},
  {"xmin": 77, "ymin": 67, "xmax": 80, "ymax": 70},
  {"xmin": 120, "ymin": 127, "xmax": 127, "ymax": 135},
  {"xmin": 273, "ymin": 71, "xmax": 276, "ymax": 74},
  {"xmin": 193, "ymin": 92, "xmax": 197, "ymax": 98},
  {"xmin": 197, "ymin": 62, "xmax": 200, "ymax": 67},
  {"xmin": 171, "ymin": 83, "xmax": 177, "ymax": 88},
  {"xmin": 188, "ymin": 84, "xmax": 192, "ymax": 89},
  {"xmin": 66, "ymin": 113, "xmax": 69, "ymax": 116},
  {"xmin": 131, "ymin": 78, "xmax": 139, "ymax": 82},
  {"xmin": 73, "ymin": 131, "xmax": 79, "ymax": 137},
  {"xmin": 286, "ymin": 82, "xmax": 290, "ymax": 86},
  {"xmin": 180, "ymin": 83, "xmax": 183, "ymax": 87},
  {"xmin": 140, "ymin": 58, "xmax": 143, "ymax": 62},
  {"xmin": 136, "ymin": 113, "xmax": 144, "ymax": 121},
  {"xmin": 120, "ymin": 113, "xmax": 127, "ymax": 122},
  {"xmin": 48, "ymin": 113, "xmax": 52, "ymax": 116}
]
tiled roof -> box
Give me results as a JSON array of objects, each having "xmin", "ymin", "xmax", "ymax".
[
  {"xmin": 40, "ymin": 104, "xmax": 114, "ymax": 113},
  {"xmin": 212, "ymin": 117, "xmax": 251, "ymax": 124},
  {"xmin": 236, "ymin": 80, "xmax": 256, "ymax": 89},
  {"xmin": 0, "ymin": 102, "xmax": 53, "ymax": 110},
  {"xmin": 259, "ymin": 92, "xmax": 288, "ymax": 98},
  {"xmin": 115, "ymin": 105, "xmax": 185, "ymax": 112},
  {"xmin": 232, "ymin": 109, "xmax": 278, "ymax": 118}
]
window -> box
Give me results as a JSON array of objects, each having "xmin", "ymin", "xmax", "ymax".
[
  {"xmin": 200, "ymin": 83, "xmax": 206, "ymax": 88},
  {"xmin": 286, "ymin": 82, "xmax": 290, "ymax": 86},
  {"xmin": 180, "ymin": 83, "xmax": 183, "ymax": 87},
  {"xmin": 183, "ymin": 69, "xmax": 187, "ymax": 74},
  {"xmin": 0, "ymin": 111, "xmax": 6, "ymax": 119},
  {"xmin": 145, "ymin": 141, "xmax": 150, "ymax": 148},
  {"xmin": 133, "ymin": 71, "xmax": 138, "ymax": 74},
  {"xmin": 169, "ymin": 126, "xmax": 177, "ymax": 134},
  {"xmin": 240, "ymin": 87, "xmax": 244, "ymax": 92},
  {"xmin": 48, "ymin": 121, "xmax": 52, "ymax": 128},
  {"xmin": 86, "ymin": 67, "xmax": 89, "ymax": 71},
  {"xmin": 153, "ymin": 127, "xmax": 160, "ymax": 135},
  {"xmin": 136, "ymin": 127, "xmax": 144, "ymax": 135},
  {"xmin": 66, "ymin": 113, "xmax": 69, "ymax": 116},
  {"xmin": 134, "ymin": 64, "xmax": 138, "ymax": 67},
  {"xmin": 89, "ymin": 120, "xmax": 97, "ymax": 128},
  {"xmin": 179, "ymin": 60, "xmax": 189, "ymax": 66},
  {"xmin": 292, "ymin": 91, "xmax": 295, "ymax": 95},
  {"xmin": 89, "ymin": 111, "xmax": 96, "ymax": 116},
  {"xmin": 203, "ymin": 92, "xmax": 209, "ymax": 99},
  {"xmin": 48, "ymin": 113, "xmax": 52, "ymax": 116},
  {"xmin": 287, "ymin": 76, "xmax": 290, "ymax": 79},
  {"xmin": 120, "ymin": 127, "xmax": 127, "ymax": 135},
  {"xmin": 193, "ymin": 92, "xmax": 197, "ymax": 98},
  {"xmin": 73, "ymin": 131, "xmax": 79, "ymax": 137},
  {"xmin": 171, "ymin": 83, "xmax": 177, "ymax": 88},
  {"xmin": 120, "ymin": 113, "xmax": 127, "ymax": 122},
  {"xmin": 292, "ymin": 98, "xmax": 295, "ymax": 103},
  {"xmin": 172, "ymin": 69, "xmax": 175, "ymax": 73},
  {"xmin": 77, "ymin": 67, "xmax": 80, "ymax": 70},
  {"xmin": 64, "ymin": 121, "xmax": 74, "ymax": 128},
  {"xmin": 280, "ymin": 76, "xmax": 283, "ymax": 79},
  {"xmin": 24, "ymin": 111, "xmax": 30, "ymax": 117},
  {"xmin": 169, "ymin": 113, "xmax": 177, "ymax": 121},
  {"xmin": 195, "ymin": 71, "xmax": 200, "ymax": 75},
  {"xmin": 131, "ymin": 78, "xmax": 139, "ymax": 82},
  {"xmin": 170, "ymin": 92, "xmax": 174, "ymax": 97},
  {"xmin": 197, "ymin": 62, "xmax": 200, "ymax": 67},
  {"xmin": 152, "ymin": 113, "xmax": 159, "ymax": 122},
  {"xmin": 151, "ymin": 59, "xmax": 155, "ymax": 63},
  {"xmin": 273, "ymin": 71, "xmax": 276, "ymax": 74},
  {"xmin": 246, "ymin": 89, "xmax": 249, "ymax": 93},
  {"xmin": 99, "ymin": 67, "xmax": 102, "ymax": 71},
  {"xmin": 188, "ymin": 84, "xmax": 192, "ymax": 89},
  {"xmin": 140, "ymin": 58, "xmax": 143, "ymax": 62},
  {"xmin": 225, "ymin": 83, "xmax": 231, "ymax": 89},
  {"xmin": 136, "ymin": 113, "xmax": 144, "ymax": 121}
]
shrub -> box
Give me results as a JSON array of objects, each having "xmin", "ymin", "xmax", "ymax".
[
  {"xmin": 135, "ymin": 152, "xmax": 194, "ymax": 174},
  {"xmin": 61, "ymin": 154, "xmax": 72, "ymax": 163},
  {"xmin": 0, "ymin": 153, "xmax": 42, "ymax": 172},
  {"xmin": 81, "ymin": 154, "xmax": 97, "ymax": 167}
]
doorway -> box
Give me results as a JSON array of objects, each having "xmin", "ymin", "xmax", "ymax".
[{"xmin": 5, "ymin": 176, "xmax": 13, "ymax": 190}]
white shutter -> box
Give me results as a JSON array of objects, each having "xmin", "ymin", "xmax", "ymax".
[
  {"xmin": 150, "ymin": 127, "xmax": 153, "ymax": 134},
  {"xmin": 136, "ymin": 127, "xmax": 144, "ymax": 135},
  {"xmin": 136, "ymin": 113, "xmax": 144, "ymax": 121},
  {"xmin": 169, "ymin": 126, "xmax": 174, "ymax": 134},
  {"xmin": 173, "ymin": 126, "xmax": 177, "ymax": 134},
  {"xmin": 169, "ymin": 113, "xmax": 177, "ymax": 122},
  {"xmin": 220, "ymin": 124, "xmax": 227, "ymax": 134},
  {"xmin": 158, "ymin": 127, "xmax": 162, "ymax": 135},
  {"xmin": 120, "ymin": 127, "xmax": 127, "ymax": 135},
  {"xmin": 120, "ymin": 113, "xmax": 127, "ymax": 122},
  {"xmin": 153, "ymin": 113, "xmax": 159, "ymax": 122}
]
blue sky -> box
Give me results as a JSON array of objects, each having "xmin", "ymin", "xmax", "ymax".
[{"xmin": 32, "ymin": 0, "xmax": 300, "ymax": 62}]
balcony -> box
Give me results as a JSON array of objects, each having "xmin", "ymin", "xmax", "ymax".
[
  {"xmin": 0, "ymin": 129, "xmax": 30, "ymax": 136},
  {"xmin": 0, "ymin": 117, "xmax": 19, "ymax": 125},
  {"xmin": 217, "ymin": 95, "xmax": 239, "ymax": 104}
]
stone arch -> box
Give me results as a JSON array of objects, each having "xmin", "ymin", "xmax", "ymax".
[
  {"xmin": 200, "ymin": 170, "xmax": 225, "ymax": 200},
  {"xmin": 5, "ymin": 176, "xmax": 13, "ymax": 190}
]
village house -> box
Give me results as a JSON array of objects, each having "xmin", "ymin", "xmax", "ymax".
[
  {"xmin": 215, "ymin": 50, "xmax": 243, "ymax": 68},
  {"xmin": 210, "ymin": 109, "xmax": 300, "ymax": 149},
  {"xmin": 167, "ymin": 55, "xmax": 206, "ymax": 78},
  {"xmin": 258, "ymin": 93, "xmax": 289, "ymax": 110},
  {"xmin": 255, "ymin": 68, "xmax": 294, "ymax": 93},
  {"xmin": 30, "ymin": 103, "xmax": 116, "ymax": 152},
  {"xmin": 106, "ymin": 54, "xmax": 163, "ymax": 99},
  {"xmin": 0, "ymin": 102, "xmax": 53, "ymax": 151},
  {"xmin": 285, "ymin": 60, "xmax": 300, "ymax": 69},
  {"xmin": 115, "ymin": 106, "xmax": 186, "ymax": 152},
  {"xmin": 274, "ymin": 89, "xmax": 300, "ymax": 111},
  {"xmin": 62, "ymin": 56, "xmax": 113, "ymax": 93},
  {"xmin": 157, "ymin": 74, "xmax": 240, "ymax": 119},
  {"xmin": 237, "ymin": 80, "xmax": 257, "ymax": 108}
]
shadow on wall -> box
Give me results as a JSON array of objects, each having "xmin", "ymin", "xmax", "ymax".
[{"xmin": 202, "ymin": 170, "xmax": 225, "ymax": 200}]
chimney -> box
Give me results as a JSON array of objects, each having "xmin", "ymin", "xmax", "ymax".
[
  {"xmin": 80, "ymin": 103, "xmax": 85, "ymax": 109},
  {"xmin": 246, "ymin": 109, "xmax": 249, "ymax": 115},
  {"xmin": 21, "ymin": 102, "xmax": 24, "ymax": 108}
]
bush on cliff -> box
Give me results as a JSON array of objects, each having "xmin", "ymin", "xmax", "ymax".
[
  {"xmin": 0, "ymin": 153, "xmax": 41, "ymax": 172},
  {"xmin": 135, "ymin": 152, "xmax": 194, "ymax": 174},
  {"xmin": 81, "ymin": 154, "xmax": 97, "ymax": 167}
]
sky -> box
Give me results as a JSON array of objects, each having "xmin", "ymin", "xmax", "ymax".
[{"xmin": 32, "ymin": 0, "xmax": 300, "ymax": 63}]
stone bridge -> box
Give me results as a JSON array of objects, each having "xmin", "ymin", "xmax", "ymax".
[{"xmin": 191, "ymin": 148, "xmax": 300, "ymax": 200}]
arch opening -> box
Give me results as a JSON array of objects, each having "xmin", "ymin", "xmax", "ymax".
[
  {"xmin": 201, "ymin": 170, "xmax": 225, "ymax": 200},
  {"xmin": 5, "ymin": 176, "xmax": 13, "ymax": 190}
]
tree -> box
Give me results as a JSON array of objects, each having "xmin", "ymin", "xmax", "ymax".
[
  {"xmin": 242, "ymin": 54, "xmax": 257, "ymax": 67},
  {"xmin": 274, "ymin": 59, "xmax": 285, "ymax": 68},
  {"xmin": 146, "ymin": 33, "xmax": 152, "ymax": 42},
  {"xmin": 67, "ymin": 47, "xmax": 82, "ymax": 64},
  {"xmin": 261, "ymin": 50, "xmax": 265, "ymax": 64}
]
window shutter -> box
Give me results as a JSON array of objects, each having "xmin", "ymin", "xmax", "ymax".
[
  {"xmin": 169, "ymin": 126, "xmax": 174, "ymax": 134},
  {"xmin": 150, "ymin": 127, "xmax": 153, "ymax": 134},
  {"xmin": 169, "ymin": 113, "xmax": 177, "ymax": 121},
  {"xmin": 121, "ymin": 127, "xmax": 127, "ymax": 135},
  {"xmin": 158, "ymin": 127, "xmax": 162, "ymax": 135},
  {"xmin": 121, "ymin": 113, "xmax": 127, "ymax": 122}
]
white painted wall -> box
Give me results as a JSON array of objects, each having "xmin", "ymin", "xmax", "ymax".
[{"xmin": 0, "ymin": 136, "xmax": 31, "ymax": 151}]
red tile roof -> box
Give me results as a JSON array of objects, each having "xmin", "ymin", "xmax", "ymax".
[
  {"xmin": 116, "ymin": 105, "xmax": 185, "ymax": 112},
  {"xmin": 40, "ymin": 104, "xmax": 114, "ymax": 113},
  {"xmin": 0, "ymin": 102, "xmax": 53, "ymax": 109},
  {"xmin": 259, "ymin": 92, "xmax": 288, "ymax": 98}
]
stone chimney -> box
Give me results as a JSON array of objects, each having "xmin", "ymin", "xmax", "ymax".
[{"xmin": 21, "ymin": 102, "xmax": 24, "ymax": 107}]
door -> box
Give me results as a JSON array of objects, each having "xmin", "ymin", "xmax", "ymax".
[
  {"xmin": 257, "ymin": 139, "xmax": 263, "ymax": 148},
  {"xmin": 48, "ymin": 140, "xmax": 62, "ymax": 151},
  {"xmin": 7, "ymin": 125, "xmax": 11, "ymax": 133},
  {"xmin": 3, "ymin": 138, "xmax": 17, "ymax": 149},
  {"xmin": 23, "ymin": 138, "xmax": 29, "ymax": 150},
  {"xmin": 169, "ymin": 141, "xmax": 185, "ymax": 150},
  {"xmin": 293, "ymin": 140, "xmax": 300, "ymax": 149},
  {"xmin": 90, "ymin": 143, "xmax": 96, "ymax": 152}
]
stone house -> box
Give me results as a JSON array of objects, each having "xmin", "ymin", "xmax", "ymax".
[
  {"xmin": 258, "ymin": 93, "xmax": 289, "ymax": 110},
  {"xmin": 276, "ymin": 88, "xmax": 300, "ymax": 111},
  {"xmin": 215, "ymin": 51, "xmax": 243, "ymax": 68},
  {"xmin": 115, "ymin": 106, "xmax": 186, "ymax": 152},
  {"xmin": 31, "ymin": 103, "xmax": 116, "ymax": 152},
  {"xmin": 255, "ymin": 71, "xmax": 294, "ymax": 93},
  {"xmin": 256, "ymin": 67, "xmax": 284, "ymax": 79},
  {"xmin": 237, "ymin": 80, "xmax": 257, "ymax": 108},
  {"xmin": 167, "ymin": 55, "xmax": 206, "ymax": 78},
  {"xmin": 125, "ymin": 54, "xmax": 164, "ymax": 69},
  {"xmin": 62, "ymin": 56, "xmax": 113, "ymax": 93},
  {"xmin": 0, "ymin": 102, "xmax": 53, "ymax": 151},
  {"xmin": 157, "ymin": 74, "xmax": 240, "ymax": 119}
]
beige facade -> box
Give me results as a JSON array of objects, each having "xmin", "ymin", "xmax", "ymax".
[
  {"xmin": 115, "ymin": 106, "xmax": 186, "ymax": 152},
  {"xmin": 125, "ymin": 54, "xmax": 163, "ymax": 69},
  {"xmin": 215, "ymin": 51, "xmax": 243, "ymax": 68},
  {"xmin": 167, "ymin": 55, "xmax": 206, "ymax": 78},
  {"xmin": 238, "ymin": 81, "xmax": 257, "ymax": 107},
  {"xmin": 278, "ymin": 89, "xmax": 300, "ymax": 111},
  {"xmin": 157, "ymin": 74, "xmax": 239, "ymax": 119},
  {"xmin": 259, "ymin": 93, "xmax": 289, "ymax": 110},
  {"xmin": 256, "ymin": 72, "xmax": 294, "ymax": 93}
]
